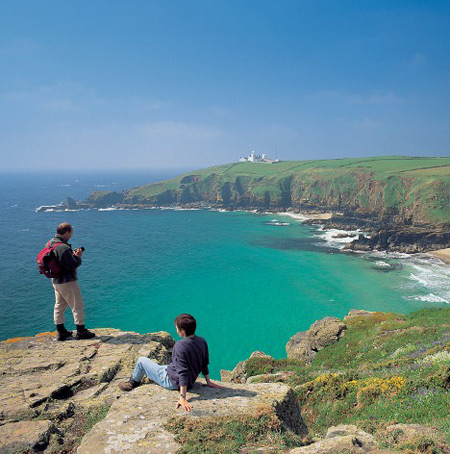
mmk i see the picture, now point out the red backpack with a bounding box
[37,241,63,278]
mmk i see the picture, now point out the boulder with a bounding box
[220,351,273,383]
[77,381,307,454]
[290,424,382,453]
[307,317,347,351]
[381,423,448,451]
[286,317,346,363]
[285,331,316,364]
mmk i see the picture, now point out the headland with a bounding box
[37,156,450,255]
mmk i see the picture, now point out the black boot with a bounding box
[75,324,96,340]
[56,324,73,341]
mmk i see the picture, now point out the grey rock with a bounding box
[290,424,380,453]
[307,317,347,351]
[286,317,346,364]
[382,423,448,449]
[220,351,273,383]
[326,424,378,450]
[0,328,175,451]
[77,381,307,454]
[286,331,316,363]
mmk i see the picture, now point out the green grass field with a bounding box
[95,156,450,225]
[247,308,450,445]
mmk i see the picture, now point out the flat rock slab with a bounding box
[0,420,54,454]
[77,381,307,454]
[0,329,174,421]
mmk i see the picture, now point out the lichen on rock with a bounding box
[286,317,347,363]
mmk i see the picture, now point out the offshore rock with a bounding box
[286,317,347,363]
[77,381,308,454]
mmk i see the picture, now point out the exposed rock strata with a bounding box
[0,329,174,452]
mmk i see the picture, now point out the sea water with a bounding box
[1,171,449,378]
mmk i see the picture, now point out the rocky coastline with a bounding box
[2,307,449,453]
[36,197,450,255]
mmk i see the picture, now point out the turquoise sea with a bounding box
[1,171,449,378]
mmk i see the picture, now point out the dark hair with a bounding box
[57,223,73,235]
[174,313,196,336]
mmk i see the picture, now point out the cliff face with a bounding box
[87,157,450,227]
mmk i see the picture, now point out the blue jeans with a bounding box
[132,357,178,390]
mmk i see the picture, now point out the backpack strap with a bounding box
[47,241,63,249]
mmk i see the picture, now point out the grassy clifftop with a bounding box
[89,156,450,225]
[209,307,450,453]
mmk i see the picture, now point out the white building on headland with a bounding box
[239,150,280,164]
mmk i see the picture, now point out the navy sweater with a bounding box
[166,336,209,389]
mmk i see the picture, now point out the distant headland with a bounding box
[36,156,450,254]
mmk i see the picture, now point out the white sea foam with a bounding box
[404,294,450,304]
[374,260,391,268]
[399,256,450,304]
[277,211,309,221]
[314,228,360,249]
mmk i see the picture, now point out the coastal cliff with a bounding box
[55,156,450,253]
[86,157,450,224]
[1,307,449,453]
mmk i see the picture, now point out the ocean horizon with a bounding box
[1,171,449,378]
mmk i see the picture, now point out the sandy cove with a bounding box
[428,248,450,264]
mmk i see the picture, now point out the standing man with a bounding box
[49,222,95,341]
[119,313,222,412]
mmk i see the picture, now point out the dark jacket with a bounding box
[49,235,81,284]
[166,336,210,390]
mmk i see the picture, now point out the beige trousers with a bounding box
[53,280,85,325]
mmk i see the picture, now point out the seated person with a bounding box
[119,313,222,411]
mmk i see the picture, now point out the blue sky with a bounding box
[1,1,449,170]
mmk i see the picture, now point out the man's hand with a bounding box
[204,375,223,389]
[176,396,193,412]
[73,248,83,257]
